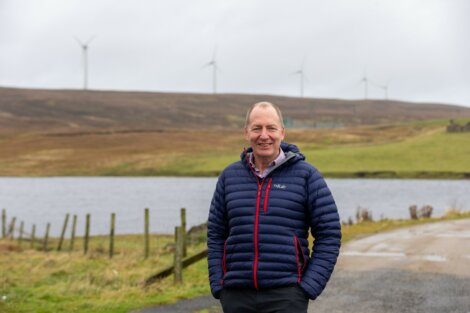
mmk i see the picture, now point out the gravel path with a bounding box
[134,220,470,313]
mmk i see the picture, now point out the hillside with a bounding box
[1,87,469,178]
[0,118,468,177]
[1,87,469,133]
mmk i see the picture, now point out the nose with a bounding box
[260,127,269,138]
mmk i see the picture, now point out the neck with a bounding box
[252,149,281,173]
[254,157,272,173]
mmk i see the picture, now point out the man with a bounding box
[207,102,341,313]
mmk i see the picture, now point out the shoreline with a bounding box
[1,171,469,179]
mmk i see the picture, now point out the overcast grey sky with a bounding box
[1,0,469,107]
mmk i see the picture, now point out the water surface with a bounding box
[0,177,468,236]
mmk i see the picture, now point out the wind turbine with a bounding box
[292,58,307,98]
[202,46,218,94]
[360,69,368,100]
[379,81,390,100]
[370,79,391,100]
[74,36,95,90]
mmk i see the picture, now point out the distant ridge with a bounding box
[1,87,469,132]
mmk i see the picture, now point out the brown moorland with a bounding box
[1,87,469,177]
[1,87,469,133]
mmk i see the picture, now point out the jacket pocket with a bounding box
[293,236,307,282]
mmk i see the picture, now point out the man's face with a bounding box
[245,105,285,162]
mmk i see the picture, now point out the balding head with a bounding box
[245,102,284,129]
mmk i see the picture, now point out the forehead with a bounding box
[248,106,282,126]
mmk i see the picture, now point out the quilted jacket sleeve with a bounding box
[207,172,228,299]
[300,169,341,300]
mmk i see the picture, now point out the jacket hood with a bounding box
[240,141,305,163]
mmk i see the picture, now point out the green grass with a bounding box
[1,210,469,313]
[310,131,470,178]
[0,235,211,313]
[152,120,470,178]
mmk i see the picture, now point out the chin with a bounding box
[254,150,275,158]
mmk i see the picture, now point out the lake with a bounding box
[0,177,468,236]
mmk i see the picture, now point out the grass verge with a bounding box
[0,211,469,313]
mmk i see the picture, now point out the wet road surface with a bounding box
[135,219,470,313]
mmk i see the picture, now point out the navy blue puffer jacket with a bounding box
[207,142,341,300]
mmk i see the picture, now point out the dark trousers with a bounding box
[219,285,309,313]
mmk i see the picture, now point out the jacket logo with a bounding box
[273,184,287,189]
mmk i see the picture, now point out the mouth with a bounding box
[257,142,273,148]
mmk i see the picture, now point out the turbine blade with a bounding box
[86,35,96,45]
[73,36,83,46]
[301,55,307,68]
[201,61,214,69]
[212,44,217,62]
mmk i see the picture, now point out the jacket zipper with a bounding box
[243,150,277,290]
[253,178,265,289]
[263,178,272,213]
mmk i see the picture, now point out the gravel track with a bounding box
[134,220,470,313]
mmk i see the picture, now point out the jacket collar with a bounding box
[241,141,305,177]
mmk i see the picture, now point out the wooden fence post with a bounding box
[70,215,77,252]
[144,208,149,259]
[84,214,90,255]
[174,226,183,284]
[43,223,50,252]
[57,213,70,251]
[31,224,36,249]
[109,213,115,259]
[1,209,6,238]
[18,221,24,245]
[180,207,187,257]
[143,248,208,287]
[8,217,16,239]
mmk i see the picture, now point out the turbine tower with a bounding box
[377,84,388,100]
[370,79,390,100]
[380,81,390,100]
[203,47,218,94]
[292,59,306,98]
[74,36,95,90]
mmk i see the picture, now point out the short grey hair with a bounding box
[244,102,285,128]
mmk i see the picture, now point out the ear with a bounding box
[244,127,250,141]
[280,127,286,141]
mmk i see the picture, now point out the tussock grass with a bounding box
[0,234,210,313]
